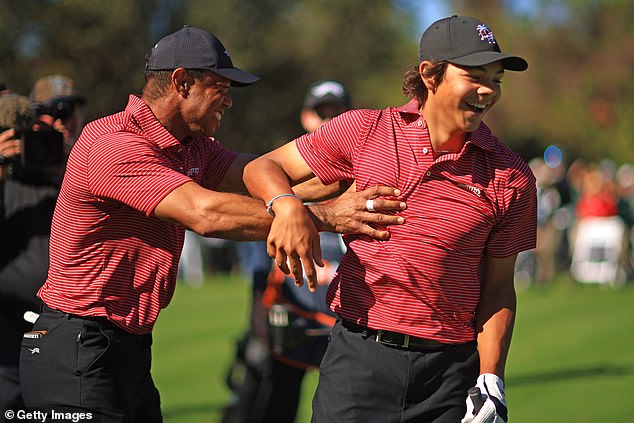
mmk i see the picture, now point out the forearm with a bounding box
[194,192,272,240]
[244,154,296,198]
[153,182,272,241]
[293,178,352,202]
[475,286,516,379]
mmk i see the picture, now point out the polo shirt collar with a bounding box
[125,95,181,150]
[396,98,496,153]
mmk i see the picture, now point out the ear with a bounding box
[419,61,436,92]
[172,68,193,97]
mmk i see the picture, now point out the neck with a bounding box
[145,96,189,142]
[421,108,467,154]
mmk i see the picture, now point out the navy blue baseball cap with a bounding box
[419,16,528,71]
[146,25,260,87]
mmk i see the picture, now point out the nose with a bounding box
[477,82,497,96]
[223,95,233,109]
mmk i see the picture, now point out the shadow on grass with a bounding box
[509,362,634,387]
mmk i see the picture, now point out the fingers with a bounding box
[267,229,323,293]
[356,226,392,241]
[269,244,290,275]
[361,186,406,214]
[364,185,401,199]
[371,198,406,212]
[0,130,21,159]
[470,400,497,423]
[289,254,305,287]
[0,128,16,141]
[305,235,323,292]
[312,234,323,268]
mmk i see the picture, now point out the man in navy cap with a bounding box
[244,16,537,423]
[19,26,404,421]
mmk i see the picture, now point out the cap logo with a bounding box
[476,24,496,45]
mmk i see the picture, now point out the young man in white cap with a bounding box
[244,16,537,422]
[19,26,404,421]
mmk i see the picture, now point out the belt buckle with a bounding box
[375,329,409,348]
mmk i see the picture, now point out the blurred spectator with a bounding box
[0,82,9,96]
[615,164,634,277]
[575,163,618,219]
[222,80,351,423]
[0,76,86,413]
[568,162,629,285]
[515,155,634,287]
[30,75,86,154]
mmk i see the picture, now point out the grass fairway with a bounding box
[153,275,634,422]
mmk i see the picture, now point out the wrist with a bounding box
[266,193,304,217]
[305,202,331,232]
[477,373,504,386]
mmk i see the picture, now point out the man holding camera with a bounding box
[0,76,85,415]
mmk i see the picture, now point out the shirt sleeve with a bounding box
[199,137,239,190]
[486,158,538,257]
[295,109,371,185]
[87,132,191,216]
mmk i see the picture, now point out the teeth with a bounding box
[215,112,222,121]
[467,102,487,109]
[467,102,487,110]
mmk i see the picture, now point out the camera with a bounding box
[19,129,65,168]
[33,96,77,122]
[0,128,65,169]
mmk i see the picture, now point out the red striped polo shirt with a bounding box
[38,95,238,334]
[295,99,537,343]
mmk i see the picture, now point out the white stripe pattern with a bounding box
[296,100,537,343]
[39,95,238,334]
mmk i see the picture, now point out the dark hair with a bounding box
[142,68,210,101]
[402,61,448,106]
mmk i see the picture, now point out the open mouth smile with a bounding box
[466,102,488,113]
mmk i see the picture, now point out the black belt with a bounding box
[42,304,115,328]
[340,319,446,351]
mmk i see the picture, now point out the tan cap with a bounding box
[30,75,85,104]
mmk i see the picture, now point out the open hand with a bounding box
[309,185,406,240]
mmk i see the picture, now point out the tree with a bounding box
[180,0,418,153]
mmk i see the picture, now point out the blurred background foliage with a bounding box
[1,0,632,161]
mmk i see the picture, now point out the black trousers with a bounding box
[312,319,479,423]
[19,307,162,423]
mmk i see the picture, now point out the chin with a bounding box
[462,117,484,132]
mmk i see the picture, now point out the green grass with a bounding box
[153,275,634,423]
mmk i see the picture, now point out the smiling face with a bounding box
[181,71,233,137]
[421,61,504,142]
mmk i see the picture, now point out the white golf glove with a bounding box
[461,373,508,423]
